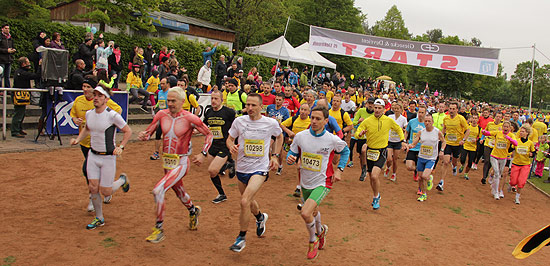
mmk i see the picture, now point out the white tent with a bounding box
[296,42,336,69]
[244,36,314,65]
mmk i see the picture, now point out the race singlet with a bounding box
[517,146,528,155]
[210,126,223,139]
[496,140,507,150]
[420,145,433,157]
[367,149,380,161]
[244,139,264,157]
[301,152,322,172]
[162,153,180,170]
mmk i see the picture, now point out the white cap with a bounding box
[93,86,110,98]
[374,99,385,106]
[382,94,389,100]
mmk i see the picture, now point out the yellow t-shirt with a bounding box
[488,131,516,159]
[443,114,469,146]
[182,91,199,111]
[326,91,334,104]
[70,95,122,148]
[350,94,364,106]
[512,138,535,165]
[484,121,502,148]
[146,76,160,93]
[281,116,310,135]
[329,108,352,130]
[126,72,142,90]
[532,121,547,137]
[464,124,481,151]
[355,115,404,149]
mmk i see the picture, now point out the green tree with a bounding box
[370,5,411,40]
[79,0,160,32]
[426,28,442,43]
[0,0,66,21]
[510,61,538,109]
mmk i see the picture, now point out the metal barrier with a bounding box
[1,88,128,140]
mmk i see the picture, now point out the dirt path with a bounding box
[1,137,549,265]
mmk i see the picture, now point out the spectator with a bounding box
[50,32,65,50]
[300,68,308,87]
[129,45,138,67]
[95,39,113,71]
[126,64,149,112]
[248,66,259,80]
[29,32,47,72]
[144,69,160,106]
[0,24,16,87]
[12,57,40,138]
[133,47,145,78]
[158,57,170,80]
[67,59,90,90]
[202,42,218,65]
[236,56,243,71]
[97,69,116,89]
[108,44,122,89]
[144,43,154,78]
[288,68,299,87]
[255,75,263,89]
[78,37,96,71]
[159,46,169,63]
[197,60,212,91]
[215,55,226,89]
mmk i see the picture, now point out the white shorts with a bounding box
[87,151,117,187]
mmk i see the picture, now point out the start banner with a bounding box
[309,26,500,77]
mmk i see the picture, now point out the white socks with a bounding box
[306,221,316,242]
[314,212,322,235]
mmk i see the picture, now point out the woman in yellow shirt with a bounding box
[126,64,150,112]
[482,121,517,200]
[510,124,535,204]
[459,115,481,180]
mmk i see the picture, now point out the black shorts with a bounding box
[387,141,402,150]
[366,147,387,172]
[208,145,230,158]
[444,145,462,158]
[406,150,419,162]
[236,171,269,185]
[356,139,366,154]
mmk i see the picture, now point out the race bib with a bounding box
[158,100,167,109]
[367,149,380,161]
[447,133,458,142]
[467,136,476,143]
[517,146,529,155]
[390,130,400,138]
[162,153,180,170]
[420,145,433,157]
[210,126,223,139]
[261,105,268,114]
[496,140,507,150]
[244,139,264,157]
[302,152,323,172]
[488,138,495,148]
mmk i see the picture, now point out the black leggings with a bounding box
[80,145,90,184]
[460,149,476,169]
[482,146,493,179]
[349,138,357,161]
[474,141,484,164]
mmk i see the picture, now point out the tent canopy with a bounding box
[244,36,314,65]
[296,42,336,69]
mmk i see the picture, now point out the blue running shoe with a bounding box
[256,213,268,237]
[230,236,246,252]
[372,195,381,210]
[86,217,105,230]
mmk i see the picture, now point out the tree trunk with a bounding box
[100,22,106,32]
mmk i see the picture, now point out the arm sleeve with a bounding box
[336,146,350,169]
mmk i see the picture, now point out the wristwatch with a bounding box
[119,145,124,150]
[271,153,280,157]
[338,167,345,172]
[201,151,208,156]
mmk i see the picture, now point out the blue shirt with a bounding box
[266,104,290,123]
[202,46,217,65]
[406,118,426,151]
[326,116,342,134]
[511,118,522,127]
[288,72,299,86]
[157,89,169,110]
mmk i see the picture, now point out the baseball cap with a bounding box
[227,79,238,86]
[238,69,244,73]
[82,79,97,88]
[374,99,385,106]
[367,97,376,103]
[93,86,110,98]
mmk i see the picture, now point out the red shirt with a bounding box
[261,93,276,106]
[283,96,300,115]
[478,116,494,129]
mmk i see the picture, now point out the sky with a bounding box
[355,0,550,78]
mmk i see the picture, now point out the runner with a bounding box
[266,93,290,175]
[355,99,405,210]
[473,107,494,170]
[385,102,408,182]
[227,93,283,252]
[287,106,350,259]
[224,79,247,114]
[138,86,213,243]
[349,98,374,172]
[69,85,131,229]
[405,105,427,187]
[408,115,445,201]
[440,101,470,191]
[329,93,353,139]
[481,121,517,200]
[481,112,502,184]
[459,114,481,180]
[70,78,123,210]
[203,90,236,203]
[150,77,169,160]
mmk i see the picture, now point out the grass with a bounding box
[2,256,16,266]
[100,237,118,248]
[446,206,462,214]
[342,233,357,242]
[529,169,550,194]
[227,183,237,187]
[474,209,491,215]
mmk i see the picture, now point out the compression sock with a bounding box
[314,212,322,235]
[255,211,263,221]
[91,193,103,220]
[210,175,225,195]
[112,177,125,192]
[239,231,247,238]
[306,221,316,242]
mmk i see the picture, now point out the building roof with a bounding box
[150,11,234,33]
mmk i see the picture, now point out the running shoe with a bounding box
[413,173,419,182]
[86,217,105,230]
[436,180,444,191]
[103,195,112,204]
[318,224,328,250]
[120,173,130,193]
[389,173,396,182]
[256,213,268,237]
[459,166,464,173]
[499,191,504,198]
[463,173,469,180]
[417,188,423,195]
[229,236,246,252]
[417,193,427,202]
[276,167,283,175]
[228,162,236,179]
[189,206,201,230]
[146,227,165,243]
[472,163,478,170]
[384,167,390,177]
[452,167,457,176]
[359,169,366,181]
[87,198,94,212]
[212,194,227,204]
[427,175,434,191]
[307,238,319,259]
[512,186,517,192]
[372,195,381,210]
[293,188,301,197]
[494,193,500,200]
[515,194,521,205]
[481,178,487,185]
[347,161,354,168]
[150,151,160,160]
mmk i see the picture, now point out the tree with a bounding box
[0,0,66,21]
[79,0,160,32]
[426,28,442,43]
[510,61,538,109]
[370,5,411,40]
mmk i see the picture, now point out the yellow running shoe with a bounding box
[427,175,434,191]
[146,227,165,243]
[189,206,201,230]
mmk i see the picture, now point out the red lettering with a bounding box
[417,53,433,67]
[364,47,382,59]
[390,51,407,63]
[342,43,357,56]
[441,56,458,70]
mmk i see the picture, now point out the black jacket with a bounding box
[144,48,154,65]
[108,53,122,72]
[13,66,40,89]
[215,60,227,77]
[67,68,90,90]
[0,33,14,64]
[78,42,95,70]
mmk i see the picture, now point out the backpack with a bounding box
[338,109,348,128]
[288,114,300,131]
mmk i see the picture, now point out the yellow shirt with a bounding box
[532,121,547,137]
[484,121,502,148]
[326,91,334,104]
[281,116,310,135]
[355,115,404,149]
[70,95,122,148]
[329,108,352,130]
[182,91,199,111]
[126,72,142,90]
[464,124,481,151]
[443,114,469,146]
[512,138,535,165]
[146,76,160,93]
[350,94,364,106]
[488,131,516,159]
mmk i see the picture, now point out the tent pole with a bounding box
[529,43,535,114]
[273,16,291,84]
[310,65,315,85]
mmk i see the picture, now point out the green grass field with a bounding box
[529,169,550,194]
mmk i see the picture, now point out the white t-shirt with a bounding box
[418,127,440,160]
[388,114,408,143]
[289,129,347,189]
[341,100,356,113]
[85,107,127,153]
[229,115,282,173]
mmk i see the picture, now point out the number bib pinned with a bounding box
[488,138,495,148]
[301,152,323,172]
[367,149,380,161]
[158,100,167,109]
[210,126,223,139]
[517,146,528,155]
[447,133,458,142]
[467,136,476,143]
[162,153,180,170]
[496,140,507,150]
[244,139,264,157]
[420,145,434,157]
